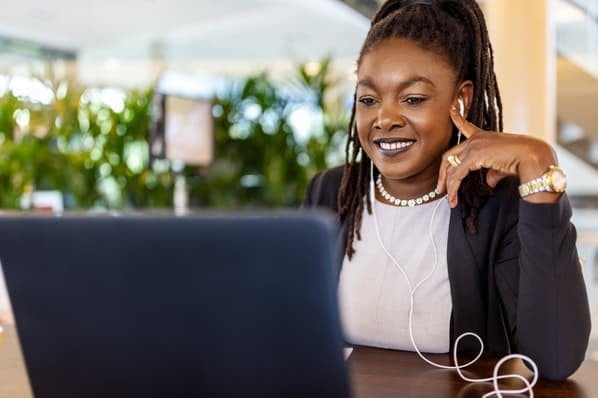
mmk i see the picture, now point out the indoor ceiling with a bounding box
[0,0,370,86]
[0,0,369,60]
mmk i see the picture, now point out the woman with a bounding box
[303,0,590,381]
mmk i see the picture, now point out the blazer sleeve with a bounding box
[494,191,591,380]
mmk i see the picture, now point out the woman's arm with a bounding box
[439,108,591,380]
[494,191,591,380]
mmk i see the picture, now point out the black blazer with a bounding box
[303,166,591,380]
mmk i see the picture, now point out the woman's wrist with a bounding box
[516,140,561,203]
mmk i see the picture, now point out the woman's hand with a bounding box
[436,106,560,208]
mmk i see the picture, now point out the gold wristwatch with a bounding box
[518,165,567,198]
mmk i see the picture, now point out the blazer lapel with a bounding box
[447,206,487,353]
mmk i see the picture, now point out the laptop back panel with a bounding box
[0,214,349,398]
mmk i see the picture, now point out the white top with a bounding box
[338,197,452,353]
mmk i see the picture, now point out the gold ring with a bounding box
[447,155,461,167]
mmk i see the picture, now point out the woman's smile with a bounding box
[374,137,416,157]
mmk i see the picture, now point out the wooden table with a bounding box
[0,325,596,397]
[348,346,598,397]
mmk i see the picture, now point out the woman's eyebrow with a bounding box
[357,76,435,91]
[356,79,376,90]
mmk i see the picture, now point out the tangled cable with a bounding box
[369,164,538,397]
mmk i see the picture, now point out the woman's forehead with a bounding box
[357,38,457,87]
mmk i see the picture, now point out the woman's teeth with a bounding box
[379,141,414,150]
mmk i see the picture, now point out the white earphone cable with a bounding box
[369,164,538,397]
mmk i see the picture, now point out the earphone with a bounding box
[457,98,465,145]
[369,164,539,397]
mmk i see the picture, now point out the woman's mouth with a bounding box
[374,138,415,157]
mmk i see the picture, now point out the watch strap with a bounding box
[518,165,566,198]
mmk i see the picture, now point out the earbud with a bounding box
[457,99,465,144]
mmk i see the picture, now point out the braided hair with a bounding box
[339,0,502,259]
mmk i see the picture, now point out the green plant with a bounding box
[0,59,348,210]
[185,59,348,208]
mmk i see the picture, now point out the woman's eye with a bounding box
[358,97,377,106]
[404,97,426,105]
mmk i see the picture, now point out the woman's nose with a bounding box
[374,104,406,131]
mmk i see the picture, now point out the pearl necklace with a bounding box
[375,174,441,207]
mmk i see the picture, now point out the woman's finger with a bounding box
[450,107,481,139]
[445,155,489,207]
[437,147,465,194]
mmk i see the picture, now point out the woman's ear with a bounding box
[455,80,474,118]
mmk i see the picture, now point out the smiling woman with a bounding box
[303,0,591,387]
[355,38,460,200]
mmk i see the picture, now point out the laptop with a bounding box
[0,213,350,398]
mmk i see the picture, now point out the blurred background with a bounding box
[0,0,596,361]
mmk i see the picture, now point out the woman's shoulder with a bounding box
[311,165,345,187]
[302,165,345,212]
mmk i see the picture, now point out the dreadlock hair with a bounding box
[339,0,503,259]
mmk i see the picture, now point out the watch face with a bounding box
[550,167,567,192]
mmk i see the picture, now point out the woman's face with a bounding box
[356,38,468,187]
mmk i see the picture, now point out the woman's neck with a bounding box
[375,171,441,204]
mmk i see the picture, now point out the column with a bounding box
[483,0,556,143]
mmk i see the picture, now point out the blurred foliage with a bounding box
[0,59,348,210]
